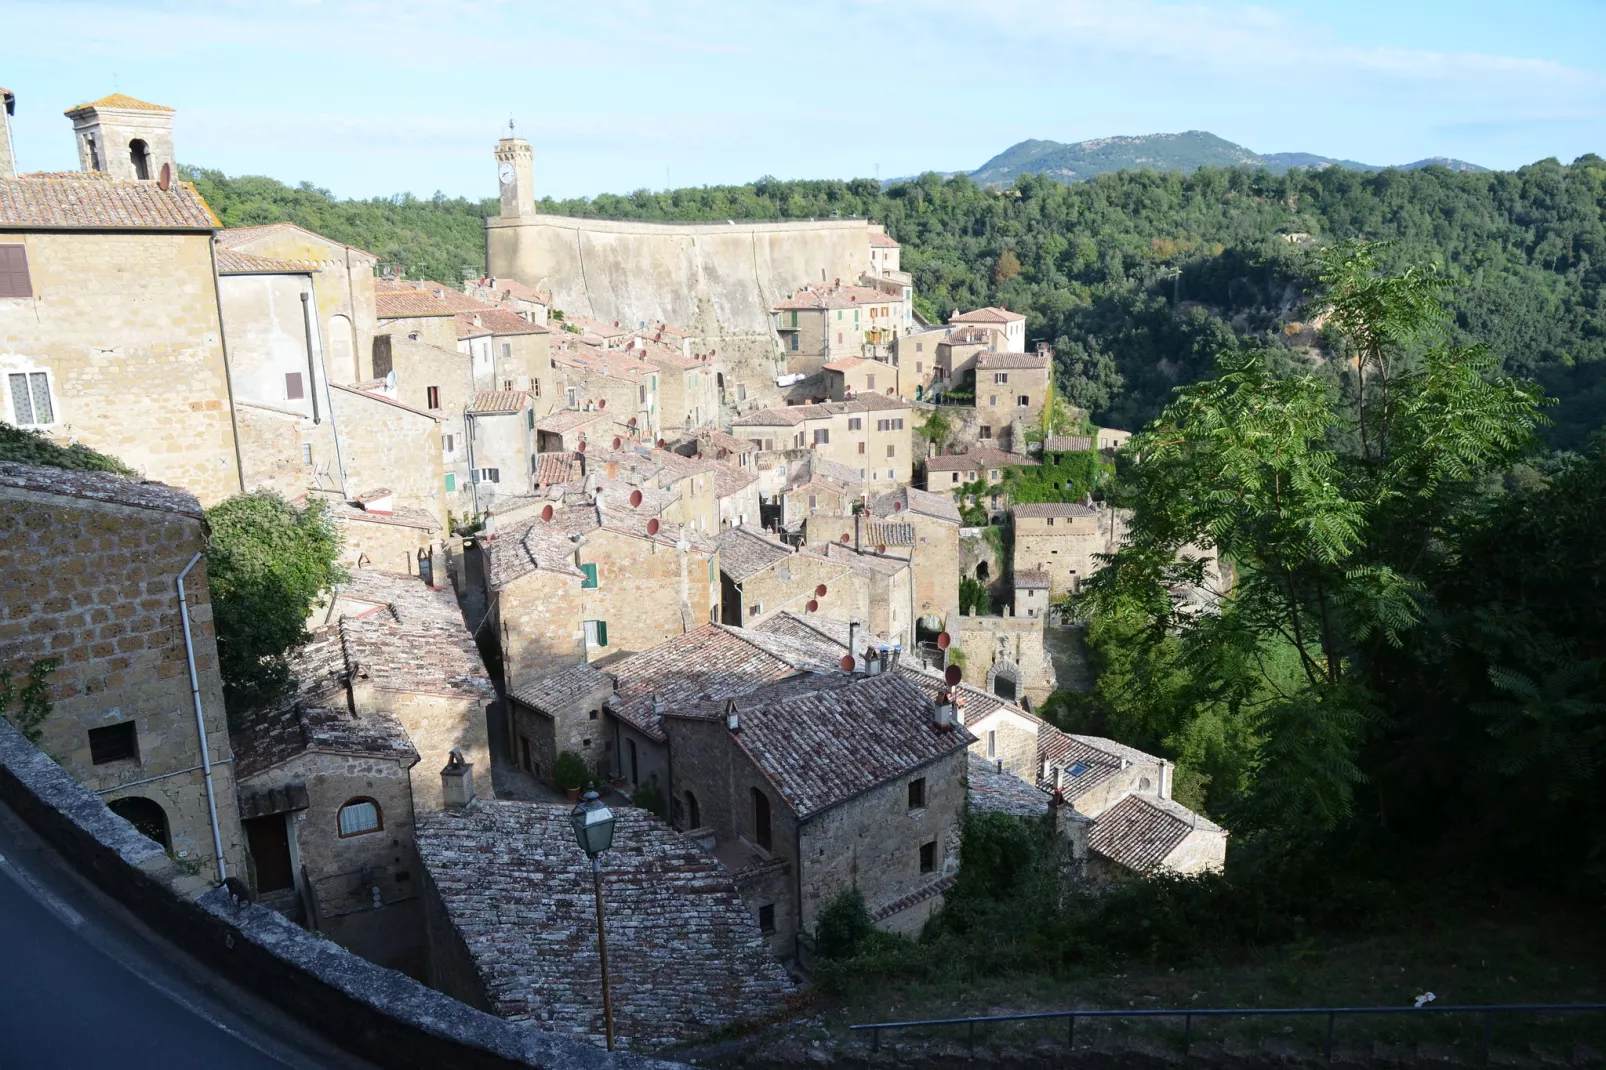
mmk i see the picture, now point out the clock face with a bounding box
[499,162,515,185]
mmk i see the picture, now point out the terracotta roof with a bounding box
[562,315,630,340]
[1012,502,1096,519]
[216,222,377,260]
[695,429,757,456]
[967,753,1052,818]
[716,673,973,818]
[375,289,468,319]
[632,340,701,370]
[0,461,202,518]
[712,466,758,499]
[730,394,910,429]
[820,541,907,577]
[454,308,547,339]
[533,409,609,434]
[860,520,915,546]
[731,407,805,428]
[951,306,1025,325]
[943,325,1000,346]
[869,486,961,524]
[1044,435,1094,453]
[717,526,794,582]
[868,231,901,248]
[925,448,1035,473]
[214,248,317,275]
[65,93,172,115]
[822,358,869,373]
[1014,569,1051,589]
[467,390,526,414]
[465,277,551,304]
[415,801,795,1048]
[490,495,711,591]
[974,350,1049,370]
[322,569,493,700]
[0,173,218,230]
[551,345,655,382]
[532,452,580,487]
[1088,793,1224,873]
[329,500,440,532]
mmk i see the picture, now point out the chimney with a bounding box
[933,689,956,730]
[441,749,475,810]
[652,693,666,715]
[0,88,16,181]
[1160,758,1173,800]
[725,698,740,732]
[847,620,860,665]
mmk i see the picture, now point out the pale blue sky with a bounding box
[3,1,1603,201]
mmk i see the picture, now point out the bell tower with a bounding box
[494,135,534,219]
[64,93,176,181]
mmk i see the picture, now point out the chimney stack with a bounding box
[441,749,475,810]
[847,620,861,667]
[0,88,16,181]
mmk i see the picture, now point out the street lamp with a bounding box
[569,791,617,1050]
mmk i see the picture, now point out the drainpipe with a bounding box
[206,240,248,495]
[300,292,321,425]
[301,286,348,495]
[176,553,228,884]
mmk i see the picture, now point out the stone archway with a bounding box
[987,657,1022,703]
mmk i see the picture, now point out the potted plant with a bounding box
[554,750,588,801]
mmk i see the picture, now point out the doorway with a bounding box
[243,815,294,893]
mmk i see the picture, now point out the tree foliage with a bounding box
[0,424,132,475]
[205,492,345,716]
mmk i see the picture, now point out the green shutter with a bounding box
[581,563,599,589]
[445,473,456,492]
[527,409,535,429]
[596,620,608,646]
[708,559,716,582]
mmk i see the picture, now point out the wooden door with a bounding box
[243,815,294,893]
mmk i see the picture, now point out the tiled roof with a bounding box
[1088,793,1223,873]
[868,231,901,248]
[214,248,317,275]
[1044,435,1094,453]
[967,753,1052,818]
[822,357,869,373]
[216,222,377,260]
[731,407,805,428]
[464,277,551,304]
[722,673,973,818]
[533,409,609,434]
[1012,502,1097,519]
[822,541,908,576]
[712,466,758,499]
[0,173,218,230]
[860,520,915,547]
[231,696,418,780]
[1014,569,1051,589]
[415,801,795,1048]
[951,306,1026,325]
[454,308,547,338]
[532,452,580,487]
[491,495,711,590]
[633,340,702,370]
[375,289,469,319]
[695,429,757,456]
[509,662,612,715]
[717,526,793,582]
[730,394,910,429]
[943,326,999,346]
[467,390,526,414]
[329,499,440,532]
[869,485,961,524]
[974,350,1049,370]
[925,448,1036,472]
[551,345,655,382]
[0,461,202,518]
[323,569,494,701]
[561,315,630,339]
[753,613,888,658]
[65,93,172,114]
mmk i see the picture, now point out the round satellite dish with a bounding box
[877,544,887,555]
[936,631,951,650]
[158,162,172,190]
[612,436,622,449]
[541,504,554,522]
[893,501,902,512]
[657,438,666,448]
[806,599,819,613]
[839,533,850,543]
[944,664,963,686]
[840,654,856,672]
[646,518,660,535]
[628,417,638,428]
[629,489,643,508]
[815,584,827,597]
[598,398,607,409]
[576,440,587,453]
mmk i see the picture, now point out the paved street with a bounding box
[0,803,364,1070]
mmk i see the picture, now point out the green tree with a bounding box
[205,492,345,716]
[916,406,956,454]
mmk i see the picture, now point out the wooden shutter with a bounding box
[595,620,608,646]
[284,372,304,400]
[0,245,32,299]
[581,563,599,589]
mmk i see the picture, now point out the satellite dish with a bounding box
[612,436,622,449]
[840,654,856,672]
[646,518,660,535]
[628,417,638,428]
[598,398,607,409]
[540,504,554,522]
[157,162,172,190]
[576,440,587,453]
[806,599,819,613]
[893,501,902,512]
[815,584,827,597]
[944,664,963,686]
[839,533,850,543]
[629,489,643,508]
[657,438,666,448]
[876,544,887,555]
[936,631,951,650]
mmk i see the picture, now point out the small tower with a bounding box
[1,87,16,180]
[63,93,176,181]
[494,135,534,219]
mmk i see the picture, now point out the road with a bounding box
[0,800,369,1070]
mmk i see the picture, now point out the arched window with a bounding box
[128,139,151,180]
[751,787,771,851]
[685,791,701,829]
[327,314,356,383]
[337,798,382,837]
[108,795,170,850]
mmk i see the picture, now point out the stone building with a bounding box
[631,338,719,433]
[1013,569,1051,619]
[0,462,246,881]
[1,93,241,504]
[550,342,660,443]
[664,670,973,960]
[367,335,475,512]
[950,305,1026,351]
[326,383,449,566]
[818,542,914,649]
[717,526,871,629]
[216,223,379,385]
[823,356,900,401]
[923,447,1037,523]
[713,463,761,530]
[946,607,1057,709]
[973,349,1051,451]
[464,389,535,511]
[778,457,862,532]
[532,407,611,454]
[1012,501,1120,597]
[454,308,554,403]
[65,93,175,183]
[416,801,795,1050]
[731,394,913,487]
[866,486,961,629]
[773,284,901,374]
[375,280,486,351]
[462,276,551,326]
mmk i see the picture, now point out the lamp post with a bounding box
[569,790,617,1050]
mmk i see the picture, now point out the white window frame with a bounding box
[6,369,58,427]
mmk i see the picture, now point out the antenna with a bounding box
[507,117,517,139]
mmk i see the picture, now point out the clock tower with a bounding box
[494,137,534,219]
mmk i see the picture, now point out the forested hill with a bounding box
[186,156,1606,448]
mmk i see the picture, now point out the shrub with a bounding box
[0,658,58,744]
[553,750,588,791]
[630,779,665,816]
[0,424,132,474]
[814,888,875,959]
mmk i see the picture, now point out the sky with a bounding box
[3,0,1604,202]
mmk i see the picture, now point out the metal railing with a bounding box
[850,1002,1606,1062]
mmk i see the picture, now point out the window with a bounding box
[708,559,717,582]
[893,419,904,430]
[790,334,799,352]
[1018,395,1030,407]
[128,138,151,180]
[504,379,514,391]
[886,444,895,458]
[808,494,817,510]
[473,468,500,484]
[445,473,457,492]
[790,311,798,328]
[582,738,591,748]
[866,375,876,390]
[994,372,1009,384]
[1047,517,1055,526]
[686,791,701,829]
[979,425,992,439]
[915,342,924,352]
[580,562,599,589]
[639,384,647,404]
[988,395,997,406]
[813,429,829,445]
[836,332,843,344]
[988,470,999,481]
[589,709,599,721]
[110,796,169,850]
[0,244,32,298]
[848,417,861,431]
[951,472,959,484]
[337,798,382,837]
[908,776,926,811]
[443,433,455,454]
[301,443,313,466]
[752,788,772,851]
[986,730,997,758]
[919,841,936,874]
[281,370,304,400]
[566,387,579,407]
[501,342,512,358]
[88,721,138,765]
[8,371,54,425]
[584,620,609,647]
[748,602,763,617]
[916,361,923,373]
[426,385,441,409]
[858,442,865,455]
[837,310,843,321]
[758,904,775,934]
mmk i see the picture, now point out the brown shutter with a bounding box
[0,245,31,299]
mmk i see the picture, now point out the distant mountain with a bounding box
[964,131,1488,187]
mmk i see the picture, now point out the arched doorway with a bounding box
[128,139,151,180]
[108,796,170,849]
[986,658,1022,704]
[327,314,356,383]
[976,561,990,581]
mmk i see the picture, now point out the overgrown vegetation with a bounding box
[0,424,133,474]
[205,492,345,717]
[0,658,58,744]
[554,750,588,792]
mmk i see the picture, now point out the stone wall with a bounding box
[335,514,437,577]
[577,528,715,660]
[0,231,241,503]
[496,565,586,693]
[330,385,448,530]
[0,717,675,1070]
[737,552,869,628]
[950,611,1057,709]
[363,689,493,814]
[235,401,341,500]
[380,338,476,516]
[965,705,1041,782]
[0,477,246,878]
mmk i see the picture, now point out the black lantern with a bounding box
[569,791,616,859]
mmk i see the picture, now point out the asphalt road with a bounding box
[0,802,365,1070]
